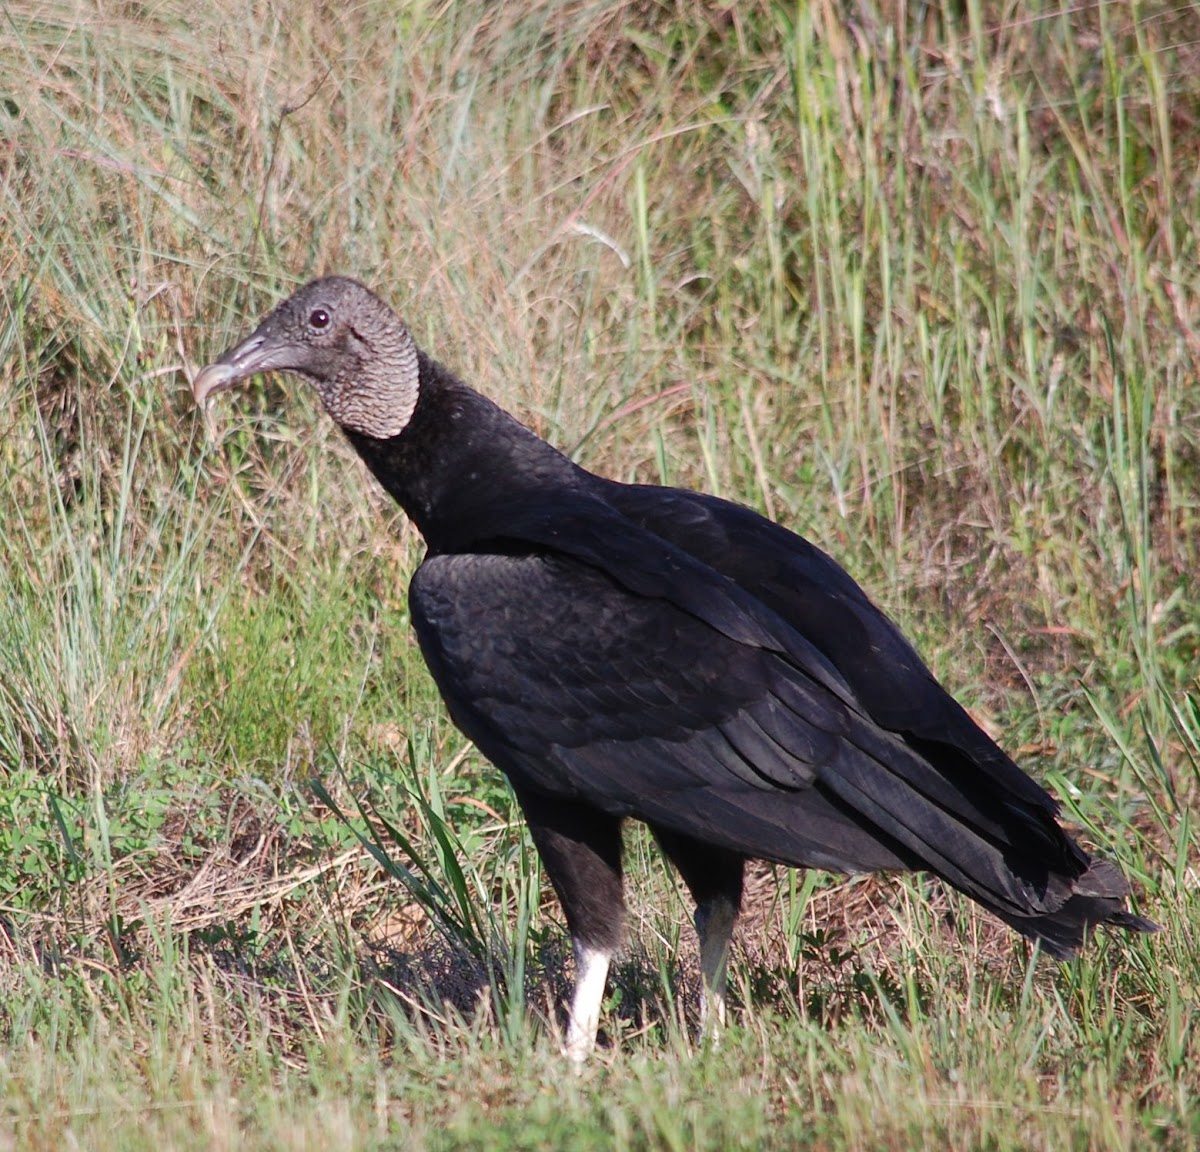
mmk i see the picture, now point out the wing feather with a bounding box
[409,540,1083,914]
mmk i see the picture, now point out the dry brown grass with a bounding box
[0,1,1196,1147]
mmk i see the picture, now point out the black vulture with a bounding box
[194,277,1157,1061]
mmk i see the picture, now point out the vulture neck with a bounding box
[344,351,584,554]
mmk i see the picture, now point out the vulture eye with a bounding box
[308,308,331,331]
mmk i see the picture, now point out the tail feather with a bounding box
[984,857,1160,958]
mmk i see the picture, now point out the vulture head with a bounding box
[193,277,420,440]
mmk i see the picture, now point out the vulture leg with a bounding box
[567,938,612,1065]
[514,786,625,1063]
[653,826,745,1039]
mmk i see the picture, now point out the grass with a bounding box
[1,0,1198,1147]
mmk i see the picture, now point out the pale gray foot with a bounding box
[564,938,612,1066]
[695,893,737,1040]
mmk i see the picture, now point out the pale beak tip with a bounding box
[191,363,237,408]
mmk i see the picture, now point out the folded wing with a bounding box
[408,503,1141,951]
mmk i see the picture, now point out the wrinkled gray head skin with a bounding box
[193,277,420,440]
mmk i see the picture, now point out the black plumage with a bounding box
[194,277,1157,1059]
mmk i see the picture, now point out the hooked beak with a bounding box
[192,333,274,408]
